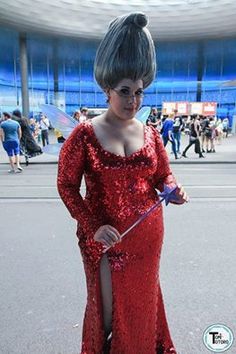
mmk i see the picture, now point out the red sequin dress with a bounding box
[57,120,177,354]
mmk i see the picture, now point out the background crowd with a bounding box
[146,107,230,159]
[0,105,231,173]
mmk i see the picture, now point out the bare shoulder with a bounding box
[133,118,144,128]
[90,114,106,128]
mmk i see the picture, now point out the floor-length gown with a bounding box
[57,120,177,354]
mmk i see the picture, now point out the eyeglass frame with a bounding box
[111,88,145,100]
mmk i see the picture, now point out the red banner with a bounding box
[202,102,217,116]
[161,102,217,116]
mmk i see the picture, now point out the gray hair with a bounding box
[94,12,156,90]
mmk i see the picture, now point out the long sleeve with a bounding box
[57,124,100,237]
[151,127,177,192]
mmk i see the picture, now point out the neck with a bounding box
[104,108,136,128]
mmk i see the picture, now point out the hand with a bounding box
[94,225,121,248]
[170,183,189,205]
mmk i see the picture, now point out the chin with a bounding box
[122,108,137,118]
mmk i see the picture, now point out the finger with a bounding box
[185,194,190,202]
[106,230,120,243]
[101,236,114,247]
[178,186,186,198]
[105,232,119,246]
[178,185,184,195]
[107,226,121,241]
[179,192,189,203]
[171,192,188,204]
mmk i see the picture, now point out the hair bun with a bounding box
[124,13,148,28]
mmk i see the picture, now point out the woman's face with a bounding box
[107,78,144,120]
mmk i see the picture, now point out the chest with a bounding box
[92,123,145,158]
[85,125,158,181]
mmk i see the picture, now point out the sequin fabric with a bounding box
[57,121,178,354]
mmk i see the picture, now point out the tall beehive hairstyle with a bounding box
[94,12,156,90]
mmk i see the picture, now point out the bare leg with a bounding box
[9,156,15,171]
[15,154,22,169]
[201,135,205,151]
[206,137,210,151]
[211,138,215,152]
[100,254,112,338]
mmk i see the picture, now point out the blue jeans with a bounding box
[173,131,181,153]
[162,135,177,158]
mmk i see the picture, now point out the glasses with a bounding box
[112,88,144,100]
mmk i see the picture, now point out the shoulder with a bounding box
[65,121,92,145]
[59,122,92,158]
[14,120,20,127]
[147,125,167,157]
[147,125,162,142]
[163,119,172,127]
[163,118,170,125]
[90,114,104,127]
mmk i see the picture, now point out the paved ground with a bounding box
[0,134,236,354]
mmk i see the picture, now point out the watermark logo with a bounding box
[203,324,234,352]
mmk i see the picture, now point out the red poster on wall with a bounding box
[176,102,188,115]
[202,102,217,116]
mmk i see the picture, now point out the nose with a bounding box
[127,95,137,104]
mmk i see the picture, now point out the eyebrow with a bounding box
[120,86,144,90]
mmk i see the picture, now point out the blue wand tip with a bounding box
[159,184,179,205]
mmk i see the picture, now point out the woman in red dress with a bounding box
[57,12,188,353]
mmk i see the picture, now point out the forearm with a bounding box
[57,180,101,236]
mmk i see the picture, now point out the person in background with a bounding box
[39,114,50,147]
[172,110,183,155]
[54,128,66,143]
[205,116,216,153]
[146,107,158,129]
[11,109,42,165]
[222,117,229,138]
[161,113,178,159]
[182,114,205,158]
[79,107,88,123]
[200,116,207,153]
[215,118,223,145]
[73,110,81,122]
[29,118,40,141]
[0,112,23,173]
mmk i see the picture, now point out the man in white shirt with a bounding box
[39,114,50,146]
[79,107,88,123]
